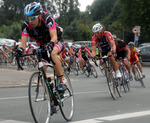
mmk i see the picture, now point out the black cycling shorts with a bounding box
[116,50,127,60]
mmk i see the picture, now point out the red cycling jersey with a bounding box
[92,31,113,52]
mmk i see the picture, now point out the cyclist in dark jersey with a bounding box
[17,2,66,91]
[91,23,121,78]
[113,35,132,80]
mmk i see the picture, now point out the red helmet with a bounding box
[3,44,6,47]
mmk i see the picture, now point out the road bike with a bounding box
[16,48,74,123]
[82,59,98,78]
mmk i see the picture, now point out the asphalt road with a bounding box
[0,66,150,123]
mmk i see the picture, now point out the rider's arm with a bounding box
[109,39,116,52]
[49,29,57,44]
[124,46,130,59]
[19,36,28,50]
[92,45,96,57]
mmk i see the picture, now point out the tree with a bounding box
[119,0,150,42]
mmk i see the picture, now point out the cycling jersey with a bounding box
[115,39,127,52]
[92,31,113,53]
[115,39,128,60]
[22,11,63,47]
[78,48,89,56]
[0,46,7,51]
[26,46,35,54]
[130,47,139,63]
[61,47,69,59]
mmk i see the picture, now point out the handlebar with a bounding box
[16,48,55,70]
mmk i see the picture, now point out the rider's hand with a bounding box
[92,56,97,62]
[45,41,54,53]
[111,51,117,57]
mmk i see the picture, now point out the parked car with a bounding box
[138,43,150,48]
[138,45,150,62]
[0,38,16,47]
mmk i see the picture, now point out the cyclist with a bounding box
[78,45,92,70]
[113,35,132,80]
[91,23,121,78]
[128,42,145,79]
[16,2,66,91]
[0,44,11,59]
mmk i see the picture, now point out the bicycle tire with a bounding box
[59,72,74,121]
[105,68,117,100]
[71,61,78,76]
[124,70,130,91]
[85,66,90,77]
[99,64,105,76]
[28,72,51,123]
[136,67,145,88]
[91,65,98,78]
[120,68,127,93]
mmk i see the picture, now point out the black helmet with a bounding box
[128,42,135,47]
[81,45,85,49]
[24,2,43,16]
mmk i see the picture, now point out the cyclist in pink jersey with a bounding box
[91,23,121,78]
[16,2,66,91]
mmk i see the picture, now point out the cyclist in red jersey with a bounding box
[113,35,132,80]
[16,2,66,91]
[78,45,92,69]
[91,23,121,78]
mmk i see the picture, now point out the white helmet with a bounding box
[92,23,103,33]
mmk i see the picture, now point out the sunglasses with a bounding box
[27,15,39,21]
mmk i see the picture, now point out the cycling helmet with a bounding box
[3,44,6,47]
[92,23,103,33]
[81,45,85,49]
[112,35,117,40]
[24,2,43,16]
[128,42,135,47]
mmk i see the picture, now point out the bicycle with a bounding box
[16,48,74,123]
[132,61,145,88]
[100,55,122,100]
[82,59,98,78]
[118,57,130,92]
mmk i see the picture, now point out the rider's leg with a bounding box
[51,46,64,83]
[108,52,121,78]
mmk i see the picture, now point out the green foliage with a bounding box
[0,21,22,41]
[0,0,150,43]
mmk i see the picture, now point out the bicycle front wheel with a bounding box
[28,72,51,123]
[136,68,145,88]
[59,72,74,121]
[71,61,78,76]
[105,69,117,100]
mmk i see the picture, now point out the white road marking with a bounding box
[0,119,30,123]
[0,90,105,100]
[70,110,150,123]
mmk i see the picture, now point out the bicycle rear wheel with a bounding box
[91,65,98,78]
[59,72,74,121]
[28,72,51,123]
